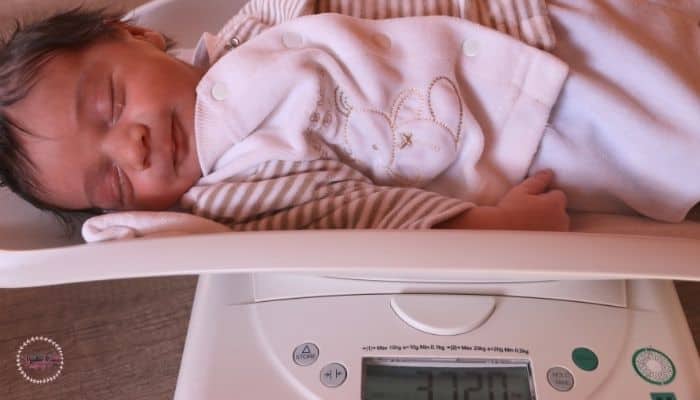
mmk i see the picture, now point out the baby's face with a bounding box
[6,25,205,211]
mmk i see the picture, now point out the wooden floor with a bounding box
[0,278,698,399]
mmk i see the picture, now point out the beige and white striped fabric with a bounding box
[181,159,471,231]
[466,0,554,49]
[216,0,555,58]
[315,0,555,49]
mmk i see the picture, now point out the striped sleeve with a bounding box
[182,160,473,231]
[315,0,464,19]
[315,0,555,50]
[466,0,555,49]
[216,0,316,51]
[218,0,555,53]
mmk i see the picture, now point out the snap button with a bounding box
[372,33,391,50]
[462,39,479,57]
[282,32,304,49]
[211,83,228,101]
[224,36,240,50]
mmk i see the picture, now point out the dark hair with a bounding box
[0,7,172,223]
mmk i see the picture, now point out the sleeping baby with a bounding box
[0,0,698,236]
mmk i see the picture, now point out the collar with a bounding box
[191,32,220,68]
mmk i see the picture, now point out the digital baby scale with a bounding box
[1,1,699,399]
[171,249,700,400]
[2,227,700,399]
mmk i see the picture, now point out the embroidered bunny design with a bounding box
[336,76,464,186]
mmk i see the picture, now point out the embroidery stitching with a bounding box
[428,76,463,145]
[331,76,464,186]
[399,133,413,149]
[335,86,352,116]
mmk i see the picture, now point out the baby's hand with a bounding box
[496,170,570,231]
[435,170,569,231]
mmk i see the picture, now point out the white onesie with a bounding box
[182,14,567,230]
[182,2,700,229]
[529,0,700,222]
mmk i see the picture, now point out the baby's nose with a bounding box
[106,123,151,171]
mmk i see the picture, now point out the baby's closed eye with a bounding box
[109,74,125,127]
[110,164,126,209]
[90,162,125,210]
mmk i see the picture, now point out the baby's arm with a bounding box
[435,170,570,231]
[186,161,568,232]
[186,159,472,231]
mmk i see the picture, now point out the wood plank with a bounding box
[0,277,196,400]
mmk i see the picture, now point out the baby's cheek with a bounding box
[132,180,181,210]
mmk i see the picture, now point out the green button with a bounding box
[572,347,599,371]
[650,393,677,400]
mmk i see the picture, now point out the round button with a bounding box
[462,39,479,57]
[211,83,228,101]
[320,363,347,388]
[372,33,391,50]
[572,347,599,371]
[546,366,574,392]
[633,348,676,385]
[293,343,319,366]
[282,32,304,49]
[225,36,240,50]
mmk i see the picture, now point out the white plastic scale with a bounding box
[1,0,699,399]
[2,230,700,399]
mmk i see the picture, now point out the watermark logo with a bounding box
[16,336,64,384]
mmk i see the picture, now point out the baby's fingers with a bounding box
[542,189,570,231]
[540,189,568,208]
[518,170,554,194]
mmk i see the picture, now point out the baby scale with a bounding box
[0,0,699,399]
[171,230,700,400]
[2,229,700,399]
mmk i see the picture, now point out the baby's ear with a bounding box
[120,24,167,51]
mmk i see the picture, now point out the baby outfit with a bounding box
[181,0,566,230]
[180,0,700,230]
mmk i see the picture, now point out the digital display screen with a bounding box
[362,358,534,400]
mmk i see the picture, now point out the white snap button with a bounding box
[211,83,228,101]
[282,32,304,49]
[462,39,479,57]
[225,36,240,50]
[372,33,391,50]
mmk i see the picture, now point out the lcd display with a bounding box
[362,358,534,400]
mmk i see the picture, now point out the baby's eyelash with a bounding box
[110,76,124,126]
[112,164,125,208]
